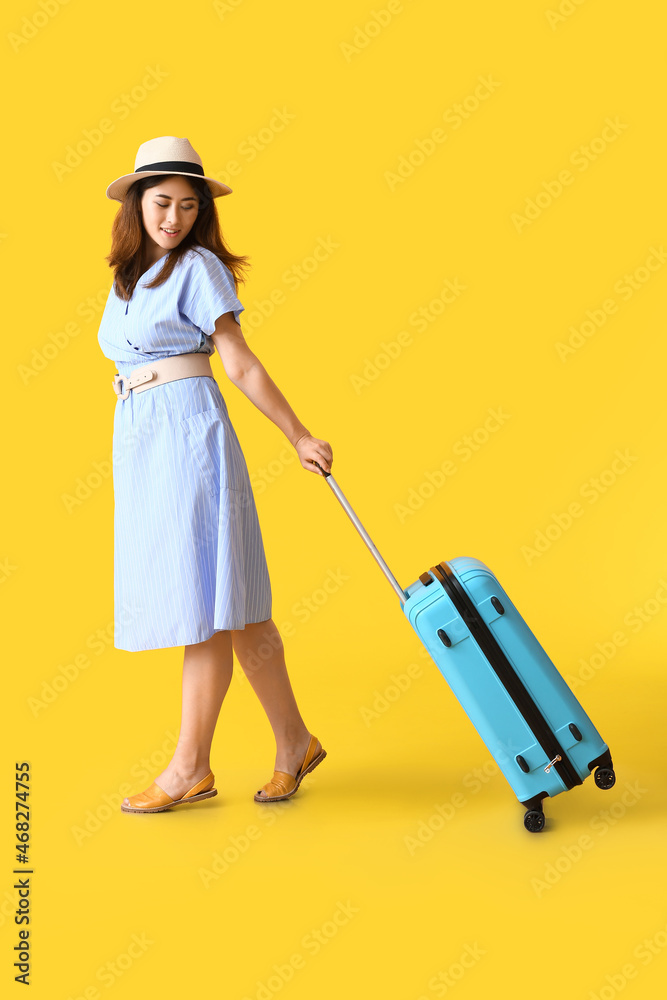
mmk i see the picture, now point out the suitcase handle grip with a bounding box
[315,462,407,605]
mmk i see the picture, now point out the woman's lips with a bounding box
[161,228,180,238]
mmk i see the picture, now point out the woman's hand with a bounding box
[293,432,333,476]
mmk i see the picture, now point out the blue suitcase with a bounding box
[321,470,615,832]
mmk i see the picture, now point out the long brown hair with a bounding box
[106,174,250,300]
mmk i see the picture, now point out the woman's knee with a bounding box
[233,619,283,658]
[232,617,274,638]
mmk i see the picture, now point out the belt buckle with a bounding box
[113,367,157,400]
[113,373,130,400]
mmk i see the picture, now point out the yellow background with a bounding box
[2,0,666,996]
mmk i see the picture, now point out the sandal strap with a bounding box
[298,735,320,776]
[182,771,215,799]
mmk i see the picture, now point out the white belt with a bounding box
[112,353,214,400]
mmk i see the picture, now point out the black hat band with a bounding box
[136,161,205,175]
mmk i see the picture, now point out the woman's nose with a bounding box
[165,204,184,221]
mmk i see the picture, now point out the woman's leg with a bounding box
[122,629,234,805]
[231,618,318,795]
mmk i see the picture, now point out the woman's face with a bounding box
[140,175,200,254]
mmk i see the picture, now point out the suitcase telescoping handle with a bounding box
[314,463,407,605]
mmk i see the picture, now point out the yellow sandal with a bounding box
[121,771,217,813]
[254,735,326,802]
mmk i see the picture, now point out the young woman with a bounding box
[97,136,332,814]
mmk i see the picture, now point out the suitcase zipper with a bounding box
[432,562,582,791]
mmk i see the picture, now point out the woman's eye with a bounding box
[155,202,169,207]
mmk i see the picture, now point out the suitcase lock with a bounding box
[544,755,562,773]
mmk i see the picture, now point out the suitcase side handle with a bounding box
[315,463,407,605]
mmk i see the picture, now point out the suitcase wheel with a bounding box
[594,766,616,790]
[523,808,546,833]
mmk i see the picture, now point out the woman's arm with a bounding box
[211,312,333,475]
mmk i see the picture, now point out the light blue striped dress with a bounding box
[97,245,272,651]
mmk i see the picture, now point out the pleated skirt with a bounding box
[111,374,272,651]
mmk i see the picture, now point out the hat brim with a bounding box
[106,170,232,202]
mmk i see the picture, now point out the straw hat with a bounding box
[106,136,232,201]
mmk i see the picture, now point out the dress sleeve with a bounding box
[179,250,245,333]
